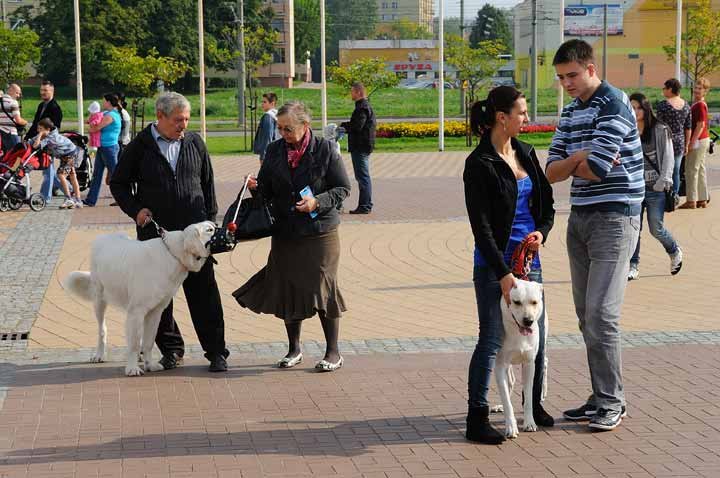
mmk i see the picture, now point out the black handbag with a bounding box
[646,155,677,213]
[222,175,275,242]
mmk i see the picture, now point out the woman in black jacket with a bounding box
[463,86,555,444]
[234,101,351,372]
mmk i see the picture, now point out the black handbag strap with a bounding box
[229,174,252,225]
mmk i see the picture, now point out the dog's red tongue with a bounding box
[520,327,533,336]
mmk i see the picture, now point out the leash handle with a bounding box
[146,217,165,239]
[230,174,252,225]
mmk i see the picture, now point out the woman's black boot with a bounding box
[465,406,506,444]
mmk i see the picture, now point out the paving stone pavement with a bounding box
[0,150,719,477]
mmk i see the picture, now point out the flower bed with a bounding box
[376,121,555,138]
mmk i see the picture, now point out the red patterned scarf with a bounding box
[287,129,311,169]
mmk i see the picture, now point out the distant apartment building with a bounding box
[256,0,296,88]
[513,0,720,89]
[1,0,40,28]
[377,0,434,32]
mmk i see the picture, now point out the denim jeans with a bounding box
[467,266,548,408]
[40,159,61,201]
[350,151,373,211]
[567,208,640,412]
[671,153,683,195]
[630,191,679,266]
[84,144,119,206]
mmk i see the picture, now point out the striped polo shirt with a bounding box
[547,81,644,209]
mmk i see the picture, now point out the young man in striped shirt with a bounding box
[545,39,643,431]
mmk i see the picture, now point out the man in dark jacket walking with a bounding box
[341,82,376,214]
[25,80,63,199]
[110,92,229,373]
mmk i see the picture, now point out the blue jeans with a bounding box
[40,159,61,201]
[671,153,683,195]
[467,266,547,408]
[85,144,119,206]
[630,190,679,266]
[350,151,373,211]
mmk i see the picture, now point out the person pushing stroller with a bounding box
[30,118,83,209]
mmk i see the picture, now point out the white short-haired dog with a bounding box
[495,278,545,438]
[63,221,216,376]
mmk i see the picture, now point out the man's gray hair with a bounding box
[277,101,312,125]
[155,92,191,116]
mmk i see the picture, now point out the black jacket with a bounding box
[463,134,555,279]
[25,98,63,140]
[340,98,376,153]
[110,125,218,240]
[257,132,350,237]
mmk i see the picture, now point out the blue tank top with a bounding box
[100,110,122,147]
[474,176,541,269]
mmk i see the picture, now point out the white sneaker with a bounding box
[670,247,683,275]
[628,264,639,281]
[60,199,75,209]
[74,198,83,208]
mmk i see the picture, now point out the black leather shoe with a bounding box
[159,353,184,370]
[208,354,228,372]
[349,208,371,215]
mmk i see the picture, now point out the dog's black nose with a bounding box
[523,318,534,327]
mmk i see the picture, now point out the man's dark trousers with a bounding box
[138,230,228,361]
[155,259,229,360]
[351,151,373,211]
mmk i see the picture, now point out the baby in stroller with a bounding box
[31,118,83,209]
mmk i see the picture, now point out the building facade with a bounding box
[513,0,720,90]
[376,0,434,32]
[256,0,296,88]
[1,0,41,28]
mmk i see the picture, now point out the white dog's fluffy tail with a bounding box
[62,271,95,302]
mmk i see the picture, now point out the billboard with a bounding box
[564,4,624,36]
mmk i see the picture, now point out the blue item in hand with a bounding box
[299,185,318,218]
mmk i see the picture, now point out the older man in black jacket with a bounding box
[340,82,376,214]
[110,92,229,372]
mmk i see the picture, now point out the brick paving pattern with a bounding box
[0,150,719,477]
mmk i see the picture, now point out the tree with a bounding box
[104,47,188,98]
[373,19,433,40]
[25,0,146,86]
[327,0,377,64]
[469,4,512,52]
[203,0,276,74]
[445,34,504,102]
[663,0,720,83]
[104,46,189,133]
[0,25,40,87]
[327,57,398,96]
[295,0,320,61]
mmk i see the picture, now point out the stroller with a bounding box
[61,131,92,191]
[0,142,52,212]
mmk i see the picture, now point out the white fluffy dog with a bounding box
[495,279,545,438]
[62,221,216,376]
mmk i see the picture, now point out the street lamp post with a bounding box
[73,0,84,136]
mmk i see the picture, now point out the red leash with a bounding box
[510,237,535,280]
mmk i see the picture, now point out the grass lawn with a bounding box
[206,132,554,156]
[20,84,720,123]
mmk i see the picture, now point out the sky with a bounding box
[437,0,522,18]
